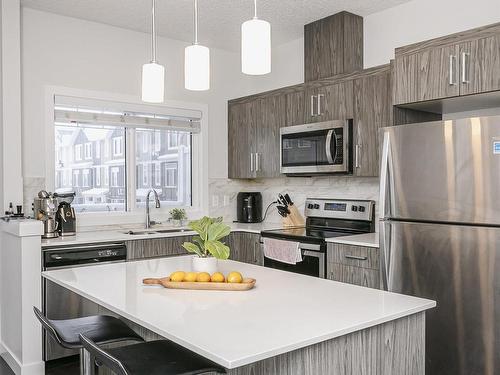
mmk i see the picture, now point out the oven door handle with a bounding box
[325,129,337,164]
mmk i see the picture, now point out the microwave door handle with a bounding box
[326,129,338,164]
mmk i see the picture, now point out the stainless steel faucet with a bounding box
[145,189,161,229]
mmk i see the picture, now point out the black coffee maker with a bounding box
[237,192,262,223]
[54,192,77,236]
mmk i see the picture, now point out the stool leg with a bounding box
[80,348,93,375]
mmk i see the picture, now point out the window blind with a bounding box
[54,95,201,133]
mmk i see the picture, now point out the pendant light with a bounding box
[241,0,271,75]
[142,0,165,103]
[185,0,210,91]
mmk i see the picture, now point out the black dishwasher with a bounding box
[42,242,127,362]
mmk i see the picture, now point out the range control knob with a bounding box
[351,205,358,212]
[313,204,320,209]
[359,206,366,212]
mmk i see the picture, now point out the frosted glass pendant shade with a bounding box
[241,18,271,75]
[141,62,165,103]
[185,44,210,91]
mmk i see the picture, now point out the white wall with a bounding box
[21,8,259,188]
[364,0,500,68]
[2,0,22,212]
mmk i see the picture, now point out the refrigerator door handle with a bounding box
[379,131,395,219]
[379,221,390,291]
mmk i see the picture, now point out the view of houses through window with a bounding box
[54,105,193,213]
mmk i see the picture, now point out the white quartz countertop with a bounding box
[42,256,435,369]
[326,232,379,248]
[41,222,280,248]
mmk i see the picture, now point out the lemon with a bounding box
[196,272,211,282]
[211,272,225,283]
[227,271,243,283]
[183,272,198,282]
[170,271,185,282]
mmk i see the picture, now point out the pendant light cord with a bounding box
[194,0,199,45]
[253,0,258,19]
[151,0,157,62]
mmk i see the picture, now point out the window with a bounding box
[95,142,101,158]
[95,167,101,186]
[53,96,199,213]
[84,143,92,159]
[135,129,190,207]
[113,137,123,156]
[74,144,83,161]
[83,169,90,187]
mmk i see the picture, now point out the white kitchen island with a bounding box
[42,255,435,374]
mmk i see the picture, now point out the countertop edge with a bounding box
[42,265,435,369]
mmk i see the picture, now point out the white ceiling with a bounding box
[21,0,411,51]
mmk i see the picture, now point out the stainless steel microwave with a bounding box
[280,120,353,175]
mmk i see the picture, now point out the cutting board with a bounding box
[142,277,256,291]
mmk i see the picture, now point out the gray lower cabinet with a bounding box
[126,235,193,260]
[327,242,380,289]
[227,232,262,266]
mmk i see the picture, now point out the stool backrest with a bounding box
[79,334,129,375]
[33,307,64,346]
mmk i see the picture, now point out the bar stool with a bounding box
[80,333,227,375]
[33,307,143,375]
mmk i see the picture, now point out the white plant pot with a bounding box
[192,256,217,274]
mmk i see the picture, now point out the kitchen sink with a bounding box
[123,229,190,235]
[154,229,190,233]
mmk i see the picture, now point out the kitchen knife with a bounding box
[284,194,293,206]
[277,205,289,217]
[278,193,288,207]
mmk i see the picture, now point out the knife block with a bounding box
[282,205,305,227]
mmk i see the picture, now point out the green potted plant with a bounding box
[182,216,231,273]
[169,208,187,227]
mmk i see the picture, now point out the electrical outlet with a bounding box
[212,195,219,207]
[223,195,230,206]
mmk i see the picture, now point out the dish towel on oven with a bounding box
[262,238,302,265]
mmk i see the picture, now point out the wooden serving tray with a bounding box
[142,277,256,291]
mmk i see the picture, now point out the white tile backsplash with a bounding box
[209,177,380,225]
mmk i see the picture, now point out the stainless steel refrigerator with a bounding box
[380,116,500,375]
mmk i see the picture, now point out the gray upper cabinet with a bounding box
[284,87,306,127]
[460,34,500,96]
[305,80,354,123]
[256,95,286,178]
[394,23,500,105]
[304,12,363,82]
[228,93,285,179]
[353,66,391,177]
[228,100,259,179]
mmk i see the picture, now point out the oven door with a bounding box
[262,242,326,278]
[280,120,352,175]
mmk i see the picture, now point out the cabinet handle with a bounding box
[250,153,254,172]
[317,94,324,116]
[255,153,260,172]
[310,95,317,117]
[461,52,470,84]
[345,254,368,261]
[449,54,457,85]
[355,145,361,168]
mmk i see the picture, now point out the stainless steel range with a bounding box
[260,198,375,278]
